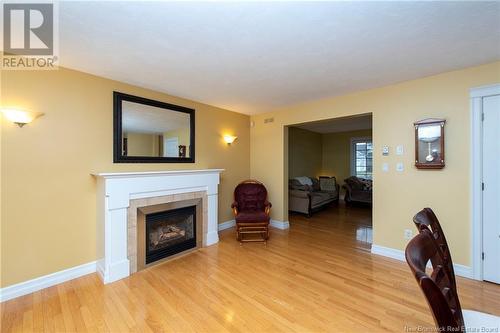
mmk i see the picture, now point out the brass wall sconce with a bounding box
[223,135,237,145]
[1,108,43,127]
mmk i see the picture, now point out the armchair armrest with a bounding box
[342,183,353,192]
[342,183,353,202]
[264,201,272,215]
[231,202,238,216]
[289,189,311,198]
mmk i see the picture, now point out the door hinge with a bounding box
[482,182,485,191]
[482,252,485,260]
[481,112,485,121]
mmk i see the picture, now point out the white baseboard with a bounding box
[103,259,130,284]
[371,244,473,279]
[371,244,406,261]
[96,259,105,282]
[206,231,219,246]
[218,220,236,230]
[270,219,290,230]
[453,264,473,279]
[0,261,97,303]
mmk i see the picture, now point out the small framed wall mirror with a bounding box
[414,118,445,169]
[113,92,195,163]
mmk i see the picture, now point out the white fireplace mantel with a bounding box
[93,169,224,284]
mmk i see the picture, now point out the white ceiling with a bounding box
[294,114,372,134]
[59,1,500,115]
[122,101,189,134]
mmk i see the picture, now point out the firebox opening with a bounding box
[145,205,196,264]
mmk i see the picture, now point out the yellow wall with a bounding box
[251,61,500,266]
[1,67,250,287]
[164,127,190,147]
[126,132,160,156]
[288,127,323,178]
[321,129,372,185]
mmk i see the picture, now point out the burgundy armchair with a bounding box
[231,180,272,243]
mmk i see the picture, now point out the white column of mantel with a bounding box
[206,193,219,246]
[104,207,130,283]
[95,177,131,284]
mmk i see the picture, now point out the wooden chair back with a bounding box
[413,208,457,290]
[405,229,464,332]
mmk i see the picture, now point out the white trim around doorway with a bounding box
[470,83,500,281]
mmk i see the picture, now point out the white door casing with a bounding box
[470,83,500,282]
[165,137,179,157]
[482,94,500,284]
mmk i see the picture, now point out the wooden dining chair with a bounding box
[405,229,500,332]
[413,208,456,291]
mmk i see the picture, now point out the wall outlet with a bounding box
[404,229,413,240]
[396,145,404,155]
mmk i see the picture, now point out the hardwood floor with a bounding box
[2,204,499,332]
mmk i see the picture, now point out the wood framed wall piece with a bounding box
[414,118,445,169]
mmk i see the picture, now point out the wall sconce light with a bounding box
[223,135,237,145]
[1,108,43,127]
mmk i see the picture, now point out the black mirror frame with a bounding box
[113,91,195,163]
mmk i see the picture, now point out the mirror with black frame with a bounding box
[113,92,195,163]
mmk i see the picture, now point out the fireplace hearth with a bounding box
[145,205,196,264]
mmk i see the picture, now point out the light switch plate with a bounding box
[382,163,389,172]
[396,162,404,172]
[396,145,404,155]
[382,146,389,156]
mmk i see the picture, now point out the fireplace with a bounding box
[94,169,222,283]
[145,205,197,264]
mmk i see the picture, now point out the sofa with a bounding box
[288,176,339,217]
[343,176,372,205]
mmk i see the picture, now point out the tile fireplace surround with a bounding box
[93,169,223,284]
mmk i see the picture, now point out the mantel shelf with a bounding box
[92,169,224,178]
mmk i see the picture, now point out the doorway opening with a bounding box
[285,113,373,250]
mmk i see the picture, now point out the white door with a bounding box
[164,137,179,157]
[482,94,500,284]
